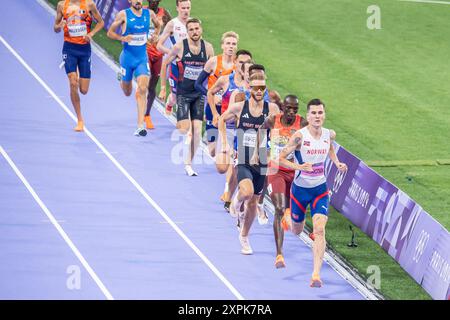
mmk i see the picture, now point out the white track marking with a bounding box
[0,146,114,300]
[0,34,244,300]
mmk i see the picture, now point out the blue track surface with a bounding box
[0,0,363,300]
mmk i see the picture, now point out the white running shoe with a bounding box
[184,165,198,177]
[134,127,147,137]
[239,233,253,255]
[257,203,269,225]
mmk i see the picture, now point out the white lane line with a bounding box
[398,0,450,5]
[0,145,113,300]
[0,34,244,300]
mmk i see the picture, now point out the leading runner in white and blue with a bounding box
[279,98,348,288]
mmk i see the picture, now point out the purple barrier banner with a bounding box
[421,229,450,300]
[398,207,442,283]
[93,0,129,30]
[325,144,361,215]
[326,143,450,300]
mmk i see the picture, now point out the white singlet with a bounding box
[293,127,331,188]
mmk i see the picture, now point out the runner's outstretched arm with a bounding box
[53,1,65,33]
[107,11,129,42]
[85,0,104,42]
[158,42,182,101]
[328,130,347,172]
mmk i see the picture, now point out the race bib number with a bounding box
[129,33,148,46]
[183,65,203,80]
[68,23,87,37]
[301,162,325,177]
[243,131,257,148]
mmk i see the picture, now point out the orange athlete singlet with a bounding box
[63,0,92,45]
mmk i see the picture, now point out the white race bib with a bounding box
[68,23,87,37]
[243,131,257,148]
[129,33,148,46]
[301,162,325,178]
[183,65,203,80]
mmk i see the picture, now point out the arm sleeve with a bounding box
[194,70,210,96]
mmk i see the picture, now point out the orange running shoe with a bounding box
[310,274,322,288]
[144,115,154,129]
[74,120,84,132]
[281,208,292,231]
[275,254,286,269]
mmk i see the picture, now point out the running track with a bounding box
[0,0,363,300]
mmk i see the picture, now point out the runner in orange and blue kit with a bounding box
[194,32,238,157]
[54,0,104,132]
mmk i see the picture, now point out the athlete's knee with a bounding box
[274,204,285,217]
[176,123,190,135]
[79,87,89,95]
[69,78,79,91]
[137,83,148,96]
[292,221,305,235]
[121,83,132,96]
[178,128,190,135]
[239,188,254,201]
[216,162,228,174]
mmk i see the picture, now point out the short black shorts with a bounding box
[176,94,205,122]
[236,164,266,195]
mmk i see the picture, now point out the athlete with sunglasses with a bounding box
[218,73,280,255]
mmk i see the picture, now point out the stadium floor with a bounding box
[0,0,364,300]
